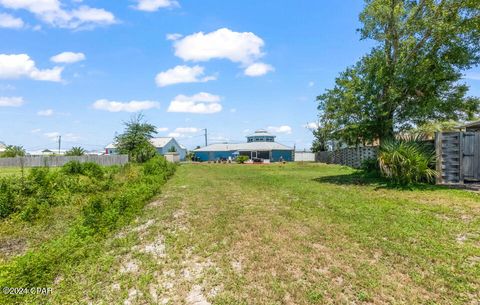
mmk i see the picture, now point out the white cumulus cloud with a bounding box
[50,52,85,63]
[37,109,54,116]
[156,127,169,132]
[0,96,24,107]
[244,62,274,77]
[167,92,222,114]
[134,0,179,11]
[0,54,63,82]
[155,65,216,87]
[174,28,265,65]
[0,0,116,29]
[168,127,199,138]
[0,13,24,28]
[268,125,292,134]
[93,99,160,112]
[173,28,274,76]
[173,127,199,133]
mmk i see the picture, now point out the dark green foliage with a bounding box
[378,139,437,185]
[311,125,332,152]
[360,158,379,173]
[115,114,158,163]
[61,161,104,179]
[82,162,104,179]
[82,196,105,232]
[61,161,84,175]
[0,179,16,218]
[316,0,480,146]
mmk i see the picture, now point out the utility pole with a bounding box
[203,128,208,147]
[58,135,61,154]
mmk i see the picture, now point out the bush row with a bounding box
[0,156,176,303]
[0,162,115,220]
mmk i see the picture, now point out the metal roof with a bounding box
[105,137,187,150]
[194,142,293,152]
[150,137,173,148]
[461,120,480,128]
[247,129,275,138]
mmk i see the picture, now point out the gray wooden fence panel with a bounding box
[0,155,129,168]
[315,147,378,169]
[435,131,480,184]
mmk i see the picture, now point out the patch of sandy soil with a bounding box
[119,258,139,274]
[124,288,142,305]
[0,238,26,260]
[186,285,211,305]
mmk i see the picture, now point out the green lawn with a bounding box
[6,163,480,304]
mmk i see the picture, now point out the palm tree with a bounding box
[65,146,86,156]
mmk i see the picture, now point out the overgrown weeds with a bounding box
[0,156,175,304]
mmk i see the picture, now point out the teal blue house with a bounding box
[194,129,294,162]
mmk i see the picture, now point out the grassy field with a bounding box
[20,162,478,305]
[0,167,27,177]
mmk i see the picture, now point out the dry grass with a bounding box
[18,163,480,304]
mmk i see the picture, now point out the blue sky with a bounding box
[0,0,479,152]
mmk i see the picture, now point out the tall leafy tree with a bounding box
[317,0,480,145]
[115,114,158,163]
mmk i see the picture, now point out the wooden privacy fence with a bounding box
[316,147,378,168]
[0,155,129,168]
[435,132,480,184]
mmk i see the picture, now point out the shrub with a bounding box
[82,162,104,179]
[61,161,104,179]
[82,196,105,232]
[0,179,16,218]
[144,155,176,177]
[360,158,379,173]
[236,155,249,164]
[62,161,84,175]
[378,140,437,185]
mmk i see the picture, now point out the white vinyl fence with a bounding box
[0,155,128,168]
[294,152,316,162]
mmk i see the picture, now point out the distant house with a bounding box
[25,149,62,156]
[0,141,6,153]
[193,129,294,162]
[105,143,117,155]
[105,137,187,161]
